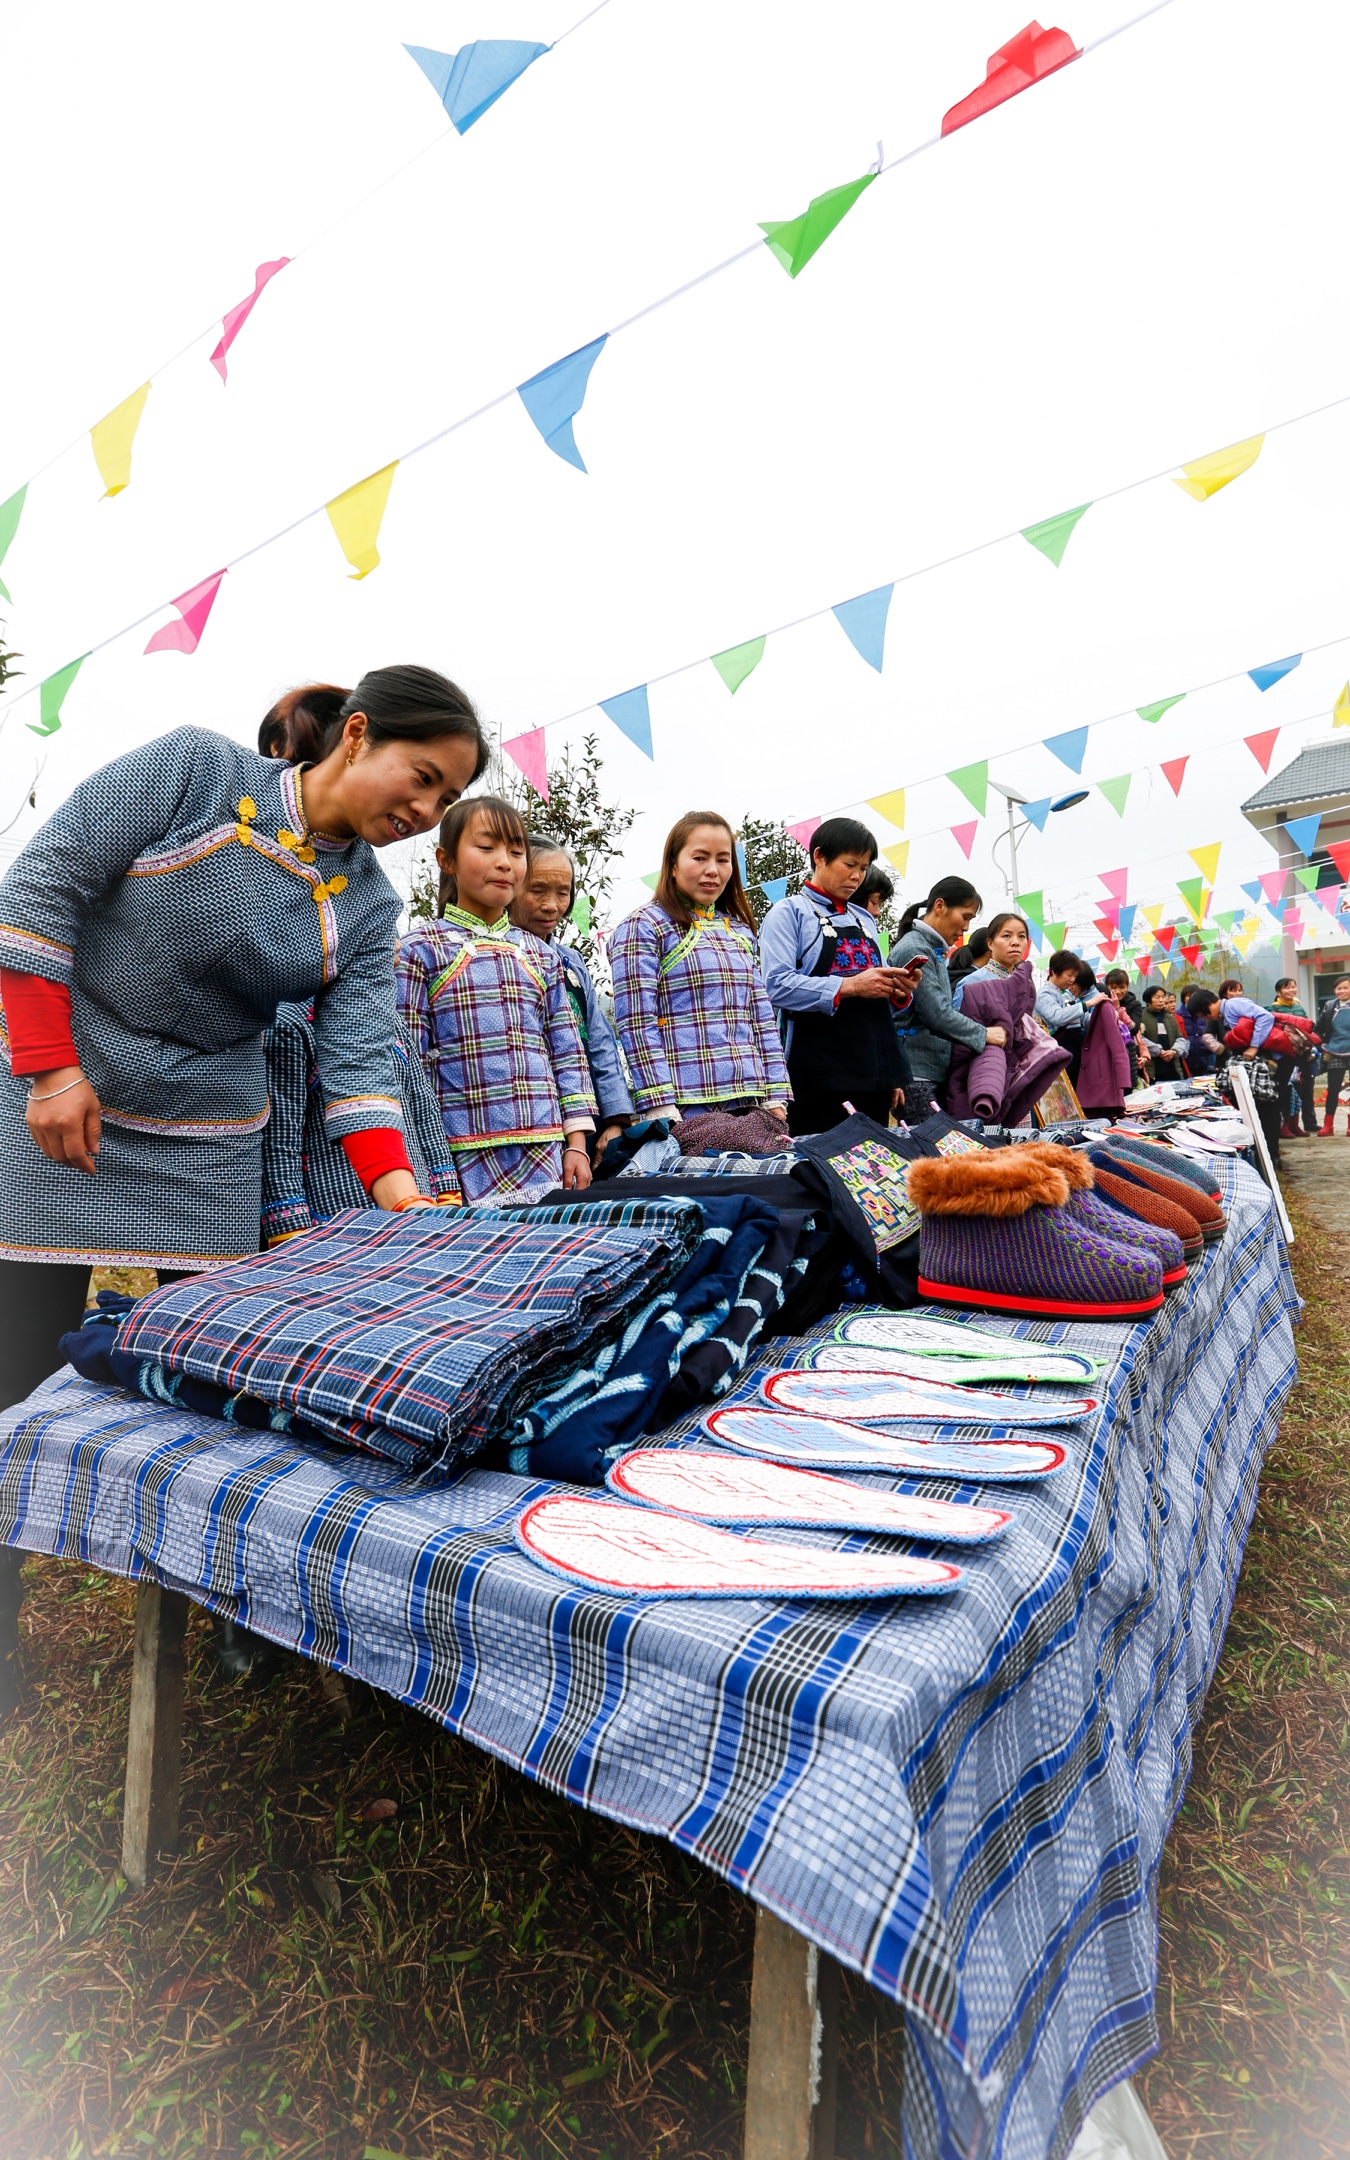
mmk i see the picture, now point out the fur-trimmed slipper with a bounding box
[905,1143,1091,1219]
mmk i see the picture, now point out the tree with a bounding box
[406,733,637,975]
[738,815,808,930]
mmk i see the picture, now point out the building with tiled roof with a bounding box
[1240,738,1350,1002]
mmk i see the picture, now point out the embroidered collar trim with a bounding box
[442,903,512,938]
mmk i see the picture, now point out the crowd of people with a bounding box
[3,663,1349,1423]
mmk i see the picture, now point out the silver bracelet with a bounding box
[28,1075,88,1103]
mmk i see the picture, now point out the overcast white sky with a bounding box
[4,0,1350,944]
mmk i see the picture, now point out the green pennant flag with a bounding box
[1175,876,1207,925]
[1294,865,1321,893]
[710,635,766,695]
[1097,773,1132,818]
[1042,921,1067,950]
[1214,908,1241,929]
[759,170,875,278]
[640,872,659,892]
[570,894,592,933]
[30,654,89,738]
[947,760,988,817]
[0,485,27,604]
[1014,889,1045,930]
[1021,503,1091,568]
[1137,693,1185,724]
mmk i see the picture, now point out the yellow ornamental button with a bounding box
[236,824,254,846]
[277,827,300,850]
[326,875,348,895]
[237,797,257,821]
[295,844,316,864]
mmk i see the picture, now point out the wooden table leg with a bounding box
[743,1905,840,2160]
[122,1580,189,1891]
[0,1545,23,1722]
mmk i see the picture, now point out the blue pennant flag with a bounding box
[735,842,748,878]
[1043,727,1088,773]
[1021,797,1052,833]
[1283,812,1321,859]
[831,585,894,672]
[759,876,790,904]
[1025,920,1045,951]
[517,335,609,471]
[1240,880,1264,906]
[1117,903,1137,940]
[1247,654,1302,693]
[404,40,549,133]
[599,685,653,759]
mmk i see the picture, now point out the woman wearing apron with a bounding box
[0,663,486,1414]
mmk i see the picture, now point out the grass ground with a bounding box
[0,1190,1346,2159]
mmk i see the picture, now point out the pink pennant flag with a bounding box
[502,727,549,800]
[1098,868,1129,903]
[1258,869,1287,904]
[210,259,291,383]
[1096,900,1121,928]
[951,820,978,859]
[143,569,226,656]
[785,816,819,850]
[1160,756,1188,797]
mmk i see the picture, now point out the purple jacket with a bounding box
[1077,998,1132,1112]
[944,962,1070,1125]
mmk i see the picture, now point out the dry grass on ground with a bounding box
[1139,1185,1350,2158]
[0,1204,1346,2159]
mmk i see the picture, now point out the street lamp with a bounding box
[988,779,1087,900]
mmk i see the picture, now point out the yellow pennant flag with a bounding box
[1188,842,1222,884]
[867,788,906,830]
[325,462,398,579]
[1141,903,1164,933]
[882,840,909,877]
[1171,434,1264,502]
[1155,959,1172,981]
[91,382,151,496]
[1334,682,1350,729]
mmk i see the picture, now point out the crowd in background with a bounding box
[256,687,1350,1235]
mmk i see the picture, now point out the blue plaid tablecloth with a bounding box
[0,1159,1297,2160]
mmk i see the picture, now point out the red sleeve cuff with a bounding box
[339,1126,413,1193]
[1,969,80,1075]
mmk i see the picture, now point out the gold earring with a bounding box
[346,749,355,767]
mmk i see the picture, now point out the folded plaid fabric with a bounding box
[112,1202,703,1473]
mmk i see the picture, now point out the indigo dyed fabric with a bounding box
[1,1160,1299,2160]
[109,1202,702,1471]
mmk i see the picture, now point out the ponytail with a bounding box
[897,874,982,938]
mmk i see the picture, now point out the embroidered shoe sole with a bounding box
[917,1273,1164,1320]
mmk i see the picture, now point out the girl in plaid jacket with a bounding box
[397,799,598,1205]
[609,813,790,1126]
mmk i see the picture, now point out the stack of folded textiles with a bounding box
[65,1201,704,1475]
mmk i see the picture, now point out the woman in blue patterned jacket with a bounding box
[0,666,487,1416]
[396,798,599,1204]
[609,812,790,1131]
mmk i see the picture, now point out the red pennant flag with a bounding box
[503,728,549,800]
[1244,728,1280,774]
[1178,943,1202,967]
[1136,955,1152,976]
[1093,916,1117,941]
[1327,841,1350,882]
[1097,938,1120,962]
[1155,925,1176,951]
[951,820,978,859]
[1160,756,1188,797]
[941,21,1082,135]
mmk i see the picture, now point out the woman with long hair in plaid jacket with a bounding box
[396,799,598,1205]
[609,813,790,1134]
